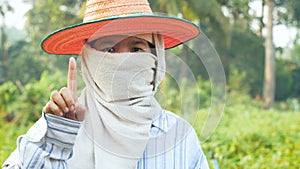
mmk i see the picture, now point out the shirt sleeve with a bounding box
[2,113,81,169]
[191,150,210,169]
[188,129,210,169]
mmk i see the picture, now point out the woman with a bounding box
[3,0,209,168]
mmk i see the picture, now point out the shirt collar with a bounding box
[151,110,168,132]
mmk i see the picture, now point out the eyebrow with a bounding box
[98,41,116,46]
[89,40,115,49]
[130,39,149,46]
[89,37,154,49]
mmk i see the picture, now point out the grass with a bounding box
[199,104,300,169]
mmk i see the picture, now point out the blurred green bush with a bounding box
[199,104,300,169]
[0,71,66,126]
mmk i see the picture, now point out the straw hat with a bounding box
[41,0,200,55]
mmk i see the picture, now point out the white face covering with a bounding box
[72,34,166,169]
[83,45,156,104]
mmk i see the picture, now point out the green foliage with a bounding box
[277,0,300,27]
[26,0,84,47]
[226,25,265,97]
[198,104,300,169]
[22,0,85,80]
[193,0,232,48]
[0,70,66,125]
[1,0,299,103]
[155,76,212,116]
[1,76,299,168]
[275,59,296,100]
[3,40,48,84]
[0,81,19,119]
[290,34,300,66]
[0,119,32,164]
[227,65,250,94]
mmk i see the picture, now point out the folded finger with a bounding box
[51,90,69,113]
[59,87,75,112]
[45,101,63,116]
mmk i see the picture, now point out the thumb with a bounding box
[75,104,86,121]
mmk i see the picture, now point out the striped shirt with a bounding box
[3,111,209,169]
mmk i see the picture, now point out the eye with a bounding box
[131,47,145,52]
[102,47,115,53]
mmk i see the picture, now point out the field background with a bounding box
[1,0,300,168]
[1,75,299,168]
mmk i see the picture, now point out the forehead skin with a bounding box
[91,35,150,51]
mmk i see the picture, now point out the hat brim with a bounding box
[41,14,200,55]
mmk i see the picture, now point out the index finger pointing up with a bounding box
[68,57,77,100]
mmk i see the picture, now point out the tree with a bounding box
[215,0,266,98]
[149,0,231,81]
[24,0,85,74]
[276,0,300,27]
[25,0,85,48]
[1,1,62,85]
[0,1,13,84]
[262,0,275,108]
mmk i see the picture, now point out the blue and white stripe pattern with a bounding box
[137,111,209,169]
[16,114,81,169]
[3,111,209,169]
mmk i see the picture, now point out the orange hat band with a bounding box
[41,0,200,55]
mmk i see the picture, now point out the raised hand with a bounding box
[44,57,86,121]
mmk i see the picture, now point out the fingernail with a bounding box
[59,112,64,116]
[71,105,75,112]
[64,107,69,112]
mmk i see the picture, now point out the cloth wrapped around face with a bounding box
[69,34,166,169]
